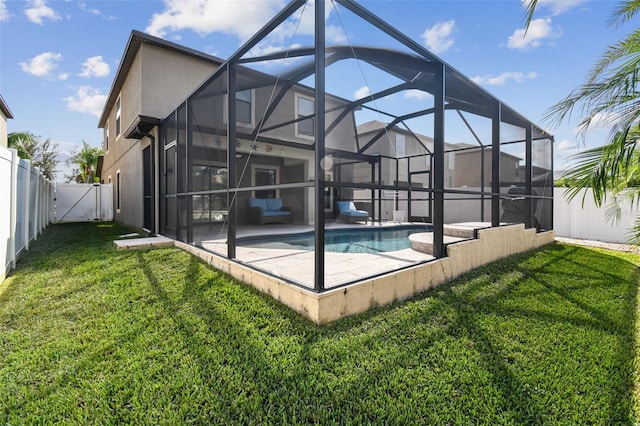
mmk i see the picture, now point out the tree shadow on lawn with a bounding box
[3,222,637,424]
[133,242,639,424]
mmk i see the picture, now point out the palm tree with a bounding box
[526,0,640,242]
[66,141,103,183]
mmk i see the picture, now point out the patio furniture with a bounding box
[501,187,539,229]
[248,198,293,225]
[336,200,369,224]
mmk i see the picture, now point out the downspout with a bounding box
[138,124,155,234]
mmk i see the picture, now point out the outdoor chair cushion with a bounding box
[266,198,284,211]
[262,210,291,217]
[248,198,268,211]
[337,201,368,217]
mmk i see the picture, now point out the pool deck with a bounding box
[193,221,466,288]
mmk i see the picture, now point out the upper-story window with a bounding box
[296,94,314,138]
[236,89,253,126]
[105,121,109,152]
[395,133,405,158]
[115,96,121,136]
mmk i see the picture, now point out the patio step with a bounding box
[443,222,489,238]
[408,232,467,255]
[114,236,174,250]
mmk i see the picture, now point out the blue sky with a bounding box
[0,0,631,179]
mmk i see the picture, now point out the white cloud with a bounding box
[404,89,432,100]
[24,0,61,25]
[507,18,559,51]
[556,139,582,160]
[421,20,455,54]
[471,71,538,86]
[354,86,370,99]
[78,1,100,15]
[58,72,69,81]
[146,0,343,49]
[64,86,107,117]
[146,0,286,39]
[78,1,115,20]
[79,56,110,78]
[20,52,63,77]
[0,0,11,21]
[525,0,586,16]
[326,24,348,44]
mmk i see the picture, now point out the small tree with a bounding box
[65,141,103,183]
[8,131,59,180]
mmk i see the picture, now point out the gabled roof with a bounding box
[97,30,224,128]
[0,95,14,119]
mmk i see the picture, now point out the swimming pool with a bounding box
[238,225,432,254]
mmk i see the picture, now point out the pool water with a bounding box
[238,225,432,254]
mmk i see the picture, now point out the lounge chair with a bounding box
[336,201,369,224]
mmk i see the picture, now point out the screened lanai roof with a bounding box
[237,44,552,142]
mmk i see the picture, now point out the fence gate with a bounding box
[54,183,113,223]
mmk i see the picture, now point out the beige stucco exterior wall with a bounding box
[454,149,520,188]
[100,43,219,229]
[0,110,7,148]
[140,44,219,119]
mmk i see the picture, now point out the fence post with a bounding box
[23,159,31,251]
[33,167,40,241]
[9,149,18,269]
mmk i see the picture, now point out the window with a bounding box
[296,94,314,137]
[395,133,405,158]
[105,121,109,152]
[116,170,121,212]
[115,96,121,136]
[252,165,279,199]
[236,89,253,126]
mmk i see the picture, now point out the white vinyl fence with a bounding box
[554,187,638,243]
[1,146,53,282]
[1,146,115,283]
[54,183,113,223]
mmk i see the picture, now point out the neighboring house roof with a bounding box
[0,94,14,119]
[97,30,225,128]
[357,120,437,148]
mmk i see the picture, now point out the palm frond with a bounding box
[589,29,640,79]
[626,213,640,246]
[561,127,639,206]
[522,0,538,31]
[608,0,640,28]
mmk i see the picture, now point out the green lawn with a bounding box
[1,222,639,424]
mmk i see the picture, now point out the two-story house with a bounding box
[0,95,14,149]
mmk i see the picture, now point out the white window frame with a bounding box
[115,96,121,137]
[105,120,109,152]
[223,89,255,128]
[251,164,280,199]
[295,93,315,140]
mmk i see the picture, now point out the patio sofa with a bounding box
[248,198,293,225]
[336,200,369,224]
